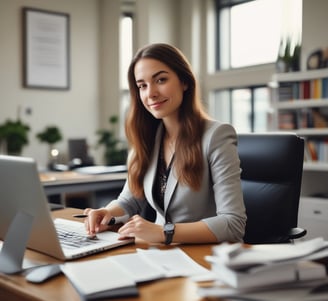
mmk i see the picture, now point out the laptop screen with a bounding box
[0,155,133,261]
[0,155,65,259]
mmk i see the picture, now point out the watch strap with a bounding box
[164,222,175,245]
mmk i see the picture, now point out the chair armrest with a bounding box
[288,227,307,240]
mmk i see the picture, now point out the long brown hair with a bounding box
[126,43,209,198]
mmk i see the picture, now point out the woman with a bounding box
[84,43,246,244]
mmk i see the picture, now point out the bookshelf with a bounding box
[270,68,328,240]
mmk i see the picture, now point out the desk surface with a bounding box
[0,208,215,301]
[40,171,127,196]
[40,171,127,185]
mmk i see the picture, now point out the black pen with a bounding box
[72,214,129,225]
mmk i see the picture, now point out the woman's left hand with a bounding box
[118,215,164,243]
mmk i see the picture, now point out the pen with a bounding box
[72,214,130,225]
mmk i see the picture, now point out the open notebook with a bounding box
[0,155,132,260]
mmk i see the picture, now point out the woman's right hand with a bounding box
[83,207,113,236]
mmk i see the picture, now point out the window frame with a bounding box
[119,11,134,140]
[210,84,270,133]
[205,0,288,134]
[215,0,255,70]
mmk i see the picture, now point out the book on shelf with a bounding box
[311,78,322,99]
[298,108,314,128]
[304,138,328,163]
[323,77,328,98]
[277,77,328,101]
[278,82,294,101]
[303,80,311,99]
[306,140,319,161]
[312,109,328,128]
[278,111,297,129]
[278,107,328,130]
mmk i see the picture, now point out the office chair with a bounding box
[68,138,94,168]
[66,139,95,207]
[237,133,307,244]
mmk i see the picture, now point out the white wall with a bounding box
[98,0,120,127]
[301,0,328,70]
[134,0,179,49]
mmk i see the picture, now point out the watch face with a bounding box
[165,223,175,231]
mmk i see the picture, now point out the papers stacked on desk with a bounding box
[61,248,212,300]
[198,238,328,300]
[73,165,127,174]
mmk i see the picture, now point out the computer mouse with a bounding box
[25,264,62,283]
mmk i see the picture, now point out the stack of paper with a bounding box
[61,248,212,300]
[198,238,328,299]
[206,258,326,289]
[61,258,138,300]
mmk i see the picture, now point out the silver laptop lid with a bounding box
[0,155,65,260]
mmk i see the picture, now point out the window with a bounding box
[253,87,271,132]
[119,14,133,90]
[207,0,301,133]
[215,0,302,70]
[231,89,252,132]
[209,86,271,132]
[119,13,133,137]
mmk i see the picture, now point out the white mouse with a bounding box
[25,264,62,283]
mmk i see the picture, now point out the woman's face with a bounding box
[134,58,187,120]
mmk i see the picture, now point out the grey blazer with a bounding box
[114,120,247,242]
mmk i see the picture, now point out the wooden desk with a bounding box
[0,208,215,301]
[40,171,127,206]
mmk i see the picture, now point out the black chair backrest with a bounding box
[68,138,94,167]
[68,139,89,162]
[237,133,304,244]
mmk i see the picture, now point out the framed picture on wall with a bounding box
[22,7,70,90]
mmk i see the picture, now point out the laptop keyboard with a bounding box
[55,219,100,249]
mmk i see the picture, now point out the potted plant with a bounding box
[36,126,63,168]
[36,126,63,146]
[291,43,301,72]
[276,37,292,72]
[96,115,128,166]
[0,119,30,155]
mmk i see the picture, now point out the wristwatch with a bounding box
[163,222,175,245]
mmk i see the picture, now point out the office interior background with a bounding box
[0,0,326,168]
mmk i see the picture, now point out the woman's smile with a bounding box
[148,99,168,110]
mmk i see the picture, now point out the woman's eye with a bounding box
[138,83,147,89]
[157,77,167,84]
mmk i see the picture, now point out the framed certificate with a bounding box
[23,7,70,90]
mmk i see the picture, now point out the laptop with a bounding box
[0,155,133,261]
